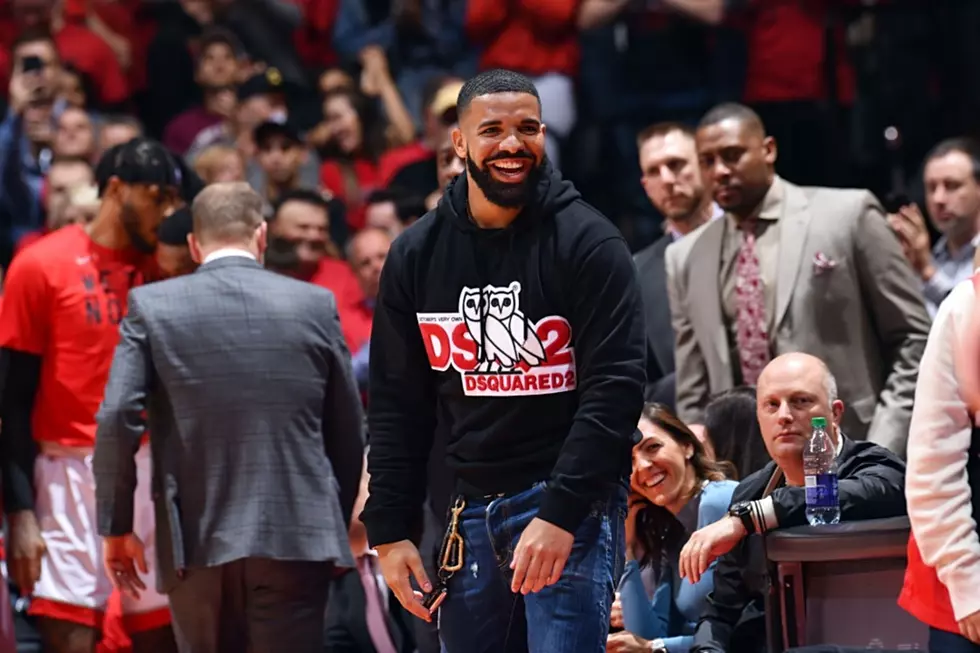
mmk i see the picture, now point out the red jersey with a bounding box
[0,225,151,448]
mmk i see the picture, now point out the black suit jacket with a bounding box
[634,234,675,407]
[691,437,907,653]
[325,564,416,653]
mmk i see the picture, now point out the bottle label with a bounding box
[805,474,839,508]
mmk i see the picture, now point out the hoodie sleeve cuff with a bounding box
[748,497,779,534]
[364,515,414,548]
[537,486,592,535]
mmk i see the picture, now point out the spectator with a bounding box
[317,88,393,229]
[162,28,243,156]
[610,403,736,653]
[248,119,321,216]
[633,122,718,408]
[423,119,463,211]
[684,352,907,653]
[889,137,980,317]
[345,227,391,389]
[363,188,426,239]
[44,155,94,228]
[702,387,769,481]
[53,104,95,160]
[194,143,246,184]
[667,103,930,456]
[96,114,142,159]
[267,189,364,348]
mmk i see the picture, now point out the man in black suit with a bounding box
[325,454,416,653]
[94,182,365,653]
[632,122,717,407]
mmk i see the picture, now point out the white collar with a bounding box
[202,247,256,265]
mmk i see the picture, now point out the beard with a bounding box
[121,202,156,254]
[466,149,545,209]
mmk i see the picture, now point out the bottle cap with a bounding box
[811,417,828,428]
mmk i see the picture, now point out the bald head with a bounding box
[756,353,843,480]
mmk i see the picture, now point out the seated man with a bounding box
[679,352,907,653]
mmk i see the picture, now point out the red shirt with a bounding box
[0,225,151,448]
[379,141,433,186]
[308,257,367,351]
[741,0,854,104]
[319,159,382,231]
[56,21,129,105]
[899,534,959,633]
[466,0,579,77]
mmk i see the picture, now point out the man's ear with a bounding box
[188,233,202,264]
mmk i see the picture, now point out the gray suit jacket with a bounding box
[665,181,931,457]
[94,255,364,593]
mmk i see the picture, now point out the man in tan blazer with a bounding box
[666,103,931,457]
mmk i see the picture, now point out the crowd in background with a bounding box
[1,0,980,652]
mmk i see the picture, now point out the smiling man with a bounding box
[362,69,645,653]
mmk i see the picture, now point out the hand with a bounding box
[624,496,645,561]
[7,510,46,595]
[609,592,623,629]
[887,204,934,279]
[103,533,148,600]
[678,515,746,583]
[509,517,574,594]
[8,74,34,115]
[606,631,652,653]
[960,609,980,645]
[375,539,433,623]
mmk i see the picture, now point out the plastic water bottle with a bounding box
[804,416,840,525]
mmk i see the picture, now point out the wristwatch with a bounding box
[727,501,756,535]
[651,637,668,653]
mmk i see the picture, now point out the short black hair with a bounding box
[366,187,427,224]
[100,113,144,136]
[698,102,766,135]
[271,188,330,221]
[926,137,980,182]
[456,69,540,118]
[158,206,193,246]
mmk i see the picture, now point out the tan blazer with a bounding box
[665,179,931,457]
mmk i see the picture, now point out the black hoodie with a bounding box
[362,162,646,546]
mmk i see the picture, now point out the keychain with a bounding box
[422,495,466,614]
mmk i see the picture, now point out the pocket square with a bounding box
[812,252,838,275]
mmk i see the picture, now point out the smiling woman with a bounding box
[617,403,737,653]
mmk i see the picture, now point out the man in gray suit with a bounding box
[93,182,364,653]
[666,103,931,457]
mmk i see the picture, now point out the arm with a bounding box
[537,238,646,533]
[94,293,153,537]
[746,444,907,533]
[665,242,710,424]
[620,560,672,640]
[908,283,980,621]
[577,0,629,30]
[361,244,437,546]
[465,0,510,44]
[321,294,367,527]
[0,251,51,515]
[921,267,960,310]
[853,192,931,456]
[333,0,395,60]
[690,544,751,653]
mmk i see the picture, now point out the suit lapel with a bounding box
[689,221,730,370]
[774,182,812,331]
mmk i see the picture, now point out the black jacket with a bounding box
[691,437,907,653]
[363,163,646,545]
[324,565,416,653]
[633,233,675,407]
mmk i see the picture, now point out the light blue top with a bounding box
[619,479,737,653]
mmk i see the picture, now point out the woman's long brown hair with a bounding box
[633,403,735,569]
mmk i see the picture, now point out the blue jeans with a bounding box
[438,481,627,653]
[930,627,980,653]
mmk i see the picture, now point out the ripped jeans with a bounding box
[438,481,627,653]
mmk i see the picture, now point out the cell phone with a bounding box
[22,55,44,74]
[421,585,447,614]
[883,192,911,214]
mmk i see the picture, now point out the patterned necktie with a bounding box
[734,222,770,386]
[358,556,398,653]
